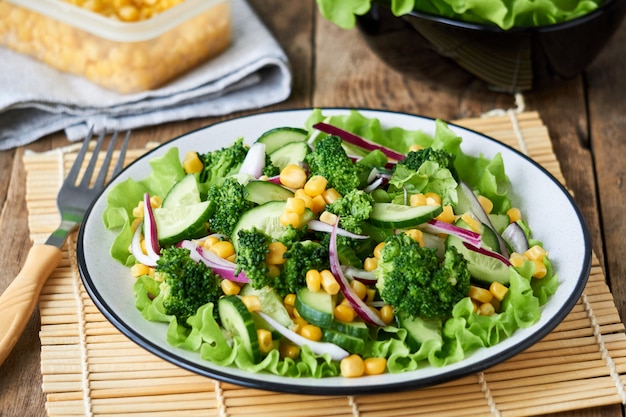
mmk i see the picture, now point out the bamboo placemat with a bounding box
[24,112,626,417]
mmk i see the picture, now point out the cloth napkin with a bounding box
[0,0,292,151]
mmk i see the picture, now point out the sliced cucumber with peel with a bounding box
[239,284,294,330]
[256,127,308,154]
[245,181,294,205]
[218,295,262,363]
[162,174,201,208]
[295,287,335,328]
[369,203,442,229]
[154,201,212,246]
[446,234,511,286]
[322,328,365,354]
[269,141,310,171]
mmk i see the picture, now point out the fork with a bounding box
[0,130,130,366]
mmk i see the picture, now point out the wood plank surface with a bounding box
[0,0,625,416]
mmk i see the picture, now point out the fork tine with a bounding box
[93,131,119,190]
[111,131,131,178]
[65,127,94,186]
[79,131,106,189]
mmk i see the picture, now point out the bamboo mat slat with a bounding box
[23,113,626,417]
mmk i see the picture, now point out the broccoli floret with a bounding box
[156,246,224,324]
[397,147,459,180]
[277,240,330,296]
[326,189,375,235]
[305,135,361,195]
[375,233,470,319]
[235,228,272,290]
[262,154,281,178]
[198,138,248,193]
[206,177,254,236]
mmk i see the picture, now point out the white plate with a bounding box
[77,109,591,395]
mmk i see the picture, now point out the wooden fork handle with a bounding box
[0,244,62,367]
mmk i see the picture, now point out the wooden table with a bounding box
[1,1,625,416]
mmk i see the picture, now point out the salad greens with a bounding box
[103,109,558,378]
[316,0,604,30]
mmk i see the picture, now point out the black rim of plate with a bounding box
[77,108,592,396]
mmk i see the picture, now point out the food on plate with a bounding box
[103,109,558,378]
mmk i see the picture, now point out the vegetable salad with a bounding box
[103,110,558,378]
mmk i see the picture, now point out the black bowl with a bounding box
[356,0,626,92]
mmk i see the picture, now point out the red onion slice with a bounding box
[313,122,405,161]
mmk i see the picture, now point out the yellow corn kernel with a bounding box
[118,4,139,21]
[461,212,481,232]
[435,205,455,224]
[350,279,368,300]
[366,288,377,303]
[299,324,323,341]
[266,241,288,265]
[285,197,306,215]
[489,281,509,301]
[283,293,296,307]
[149,195,162,209]
[294,189,313,209]
[320,269,340,295]
[292,315,307,332]
[221,279,241,296]
[477,195,493,215]
[322,188,342,204]
[279,341,300,359]
[363,257,378,272]
[468,285,493,304]
[209,240,235,259]
[304,175,328,197]
[131,217,143,232]
[509,252,526,267]
[202,236,220,249]
[373,242,385,259]
[310,194,328,213]
[267,264,281,278]
[183,151,203,174]
[507,207,522,223]
[279,210,302,228]
[424,192,442,206]
[409,193,427,207]
[241,295,261,312]
[319,210,339,226]
[524,245,547,262]
[257,329,274,354]
[364,357,387,375]
[280,164,307,189]
[132,201,145,217]
[478,302,496,316]
[532,259,547,279]
[306,269,322,292]
[379,304,394,325]
[130,263,151,277]
[340,354,365,378]
[226,253,237,263]
[408,144,423,152]
[334,303,356,322]
[404,229,424,247]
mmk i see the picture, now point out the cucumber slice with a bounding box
[239,285,294,330]
[256,127,308,154]
[218,295,262,363]
[322,329,365,354]
[231,201,315,251]
[245,181,294,205]
[446,235,511,286]
[455,217,500,253]
[162,174,201,208]
[396,313,443,353]
[488,213,510,234]
[154,201,211,246]
[269,141,310,171]
[295,287,335,328]
[369,203,442,229]
[331,319,369,340]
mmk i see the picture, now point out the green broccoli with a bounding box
[235,228,272,290]
[277,240,329,296]
[326,189,375,235]
[396,147,459,181]
[197,138,248,193]
[305,135,361,195]
[375,233,470,319]
[262,154,281,178]
[155,246,224,323]
[206,177,254,236]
